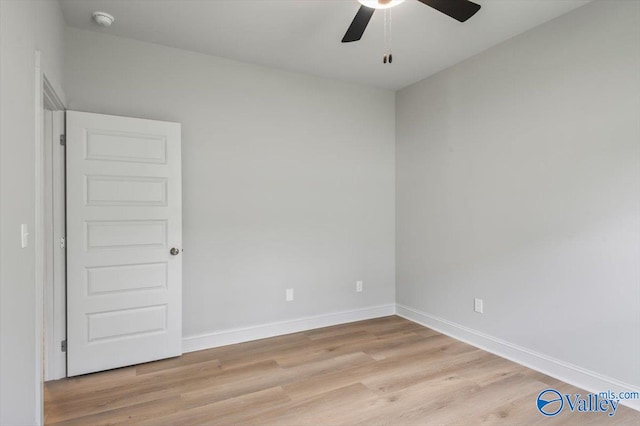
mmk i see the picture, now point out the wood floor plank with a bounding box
[177,352,374,411]
[45,316,640,425]
[135,349,222,376]
[139,387,292,426]
[47,396,184,426]
[45,365,137,397]
[304,316,405,340]
[362,349,493,395]
[275,330,427,368]
[242,383,385,426]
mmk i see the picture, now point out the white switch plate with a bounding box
[286,288,294,302]
[21,224,29,248]
[356,281,363,292]
[474,298,483,314]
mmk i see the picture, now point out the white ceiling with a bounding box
[59,0,591,90]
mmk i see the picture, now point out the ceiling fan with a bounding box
[342,0,482,43]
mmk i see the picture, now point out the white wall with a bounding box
[396,0,640,388]
[0,0,66,424]
[63,28,396,339]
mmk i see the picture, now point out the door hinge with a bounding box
[59,134,66,146]
[60,237,65,249]
[61,340,67,352]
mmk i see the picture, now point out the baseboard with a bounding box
[182,304,396,354]
[396,303,640,412]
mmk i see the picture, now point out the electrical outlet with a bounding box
[474,298,483,314]
[356,281,363,292]
[286,288,294,302]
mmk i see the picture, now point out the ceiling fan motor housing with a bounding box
[344,0,481,43]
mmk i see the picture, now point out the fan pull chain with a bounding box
[383,9,393,64]
[389,7,393,63]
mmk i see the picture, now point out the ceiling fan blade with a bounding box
[418,0,481,22]
[342,5,375,43]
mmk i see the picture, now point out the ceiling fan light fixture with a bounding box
[358,0,406,10]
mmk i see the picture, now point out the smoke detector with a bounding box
[92,11,115,27]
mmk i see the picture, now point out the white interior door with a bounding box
[66,111,182,376]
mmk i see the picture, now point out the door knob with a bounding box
[170,248,180,256]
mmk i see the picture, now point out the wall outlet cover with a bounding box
[474,298,483,314]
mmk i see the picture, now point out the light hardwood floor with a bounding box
[45,316,640,425]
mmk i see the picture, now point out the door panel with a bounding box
[85,175,168,207]
[66,111,182,377]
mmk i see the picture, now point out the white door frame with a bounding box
[42,107,66,381]
[35,50,66,425]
